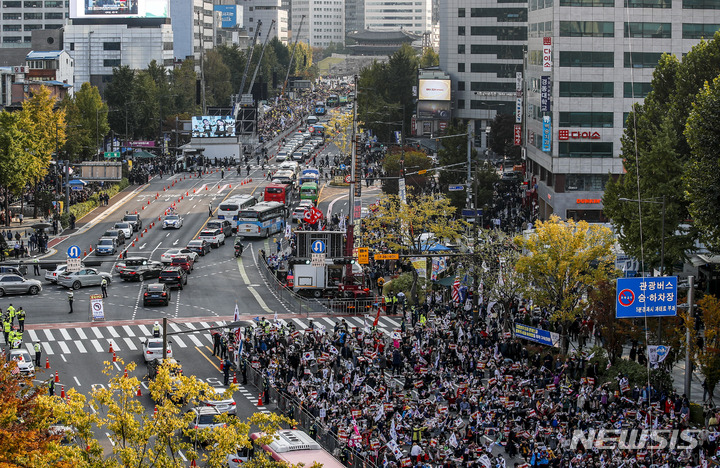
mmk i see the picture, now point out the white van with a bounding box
[278,161,300,175]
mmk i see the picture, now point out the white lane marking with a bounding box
[169,323,182,333]
[150,242,163,257]
[247,287,273,313]
[25,343,34,354]
[91,340,103,352]
[42,342,53,355]
[292,318,306,329]
[173,239,179,246]
[200,322,210,329]
[91,327,103,339]
[139,243,147,250]
[122,326,135,337]
[384,317,401,327]
[107,327,120,338]
[188,335,203,347]
[60,329,71,340]
[165,233,170,238]
[123,337,137,350]
[75,341,87,353]
[322,318,335,327]
[138,325,150,336]
[43,329,55,341]
[76,328,87,340]
[28,330,39,342]
[61,354,67,362]
[171,336,187,348]
[237,258,250,285]
[185,323,196,330]
[74,376,81,386]
[105,433,115,446]
[58,341,70,354]
[178,451,187,461]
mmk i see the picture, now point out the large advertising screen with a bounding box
[214,5,241,28]
[70,0,168,19]
[416,101,451,120]
[418,79,451,101]
[191,116,236,138]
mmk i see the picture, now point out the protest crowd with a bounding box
[241,299,718,468]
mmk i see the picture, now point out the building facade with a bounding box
[524,0,720,221]
[345,0,364,35]
[170,0,215,62]
[0,0,67,48]
[291,0,344,47]
[25,49,73,84]
[244,0,288,44]
[364,0,432,34]
[64,22,174,92]
[439,0,527,149]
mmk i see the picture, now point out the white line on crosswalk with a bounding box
[384,317,401,327]
[25,343,33,354]
[58,341,70,354]
[27,330,39,342]
[91,327,103,339]
[137,325,150,336]
[188,335,203,347]
[200,322,210,329]
[42,342,53,355]
[172,335,187,348]
[91,340,103,352]
[109,339,120,352]
[122,326,135,337]
[292,318,306,329]
[185,323,196,330]
[75,341,87,353]
[107,327,120,338]
[169,323,182,333]
[76,328,87,340]
[322,318,335,327]
[43,329,55,341]
[123,337,137,350]
[60,329,71,340]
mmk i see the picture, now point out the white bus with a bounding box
[217,195,257,221]
[237,202,286,238]
[250,430,344,468]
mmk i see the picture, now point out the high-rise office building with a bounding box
[439,0,527,147]
[245,0,289,44]
[170,0,216,63]
[524,0,720,221]
[0,0,68,65]
[291,0,344,47]
[345,0,365,34]
[364,0,432,34]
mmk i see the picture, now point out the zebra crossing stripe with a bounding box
[172,336,187,348]
[27,329,39,342]
[91,339,103,353]
[137,325,150,336]
[60,328,72,340]
[169,323,182,333]
[108,339,120,352]
[384,317,401,327]
[75,341,87,353]
[107,327,120,338]
[123,337,137,351]
[76,328,87,340]
[42,342,54,355]
[188,335,203,347]
[43,329,55,341]
[122,326,135,337]
[91,327,103,339]
[58,341,70,354]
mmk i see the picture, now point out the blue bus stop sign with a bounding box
[616,276,678,318]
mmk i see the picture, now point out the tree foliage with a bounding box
[488,113,521,161]
[685,294,720,395]
[61,82,107,161]
[418,48,439,68]
[381,149,433,195]
[326,110,354,158]
[514,215,617,324]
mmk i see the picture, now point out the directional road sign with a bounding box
[448,185,464,191]
[104,152,121,159]
[66,257,82,273]
[374,253,399,261]
[311,240,326,254]
[67,245,81,258]
[357,247,369,264]
[616,276,678,318]
[461,209,484,217]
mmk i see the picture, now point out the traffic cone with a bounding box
[257,393,263,406]
[153,406,158,417]
[193,189,196,194]
[124,368,128,378]
[233,374,237,384]
[205,186,207,190]
[147,200,150,205]
[83,250,86,257]
[54,371,59,383]
[89,245,93,253]
[220,360,224,371]
[186,191,189,196]
[60,385,65,398]
[137,386,142,396]
[131,242,135,247]
[190,460,197,467]
[45,358,50,369]
[112,352,117,362]
[229,184,232,189]
[134,210,137,215]
[109,341,114,353]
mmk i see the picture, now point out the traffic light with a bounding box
[333,258,355,265]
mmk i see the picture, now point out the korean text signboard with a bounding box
[616,276,678,318]
[540,76,551,112]
[542,37,552,72]
[514,323,560,347]
[542,116,552,152]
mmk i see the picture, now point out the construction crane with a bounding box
[280,14,305,99]
[235,20,262,113]
[246,19,276,103]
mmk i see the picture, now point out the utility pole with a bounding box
[685,275,694,399]
[347,74,359,261]
[64,160,70,214]
[162,317,168,359]
[199,11,206,114]
[281,15,305,99]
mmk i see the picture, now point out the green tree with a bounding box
[381,149,433,195]
[684,76,720,252]
[437,123,471,210]
[20,86,64,180]
[104,66,138,141]
[204,50,233,107]
[685,294,720,397]
[418,48,439,68]
[515,216,617,348]
[169,58,199,117]
[61,82,107,161]
[488,113,521,161]
[216,44,247,96]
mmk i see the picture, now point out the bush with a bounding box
[57,179,130,228]
[601,358,674,393]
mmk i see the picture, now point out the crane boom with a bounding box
[280,15,305,99]
[247,19,276,102]
[238,21,262,99]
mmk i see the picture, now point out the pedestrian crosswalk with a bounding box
[5,315,404,357]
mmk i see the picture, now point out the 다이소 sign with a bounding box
[616,276,677,318]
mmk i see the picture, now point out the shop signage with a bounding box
[576,199,602,204]
[559,130,601,140]
[514,125,522,146]
[542,38,552,72]
[516,98,523,123]
[542,116,551,152]
[540,76,551,112]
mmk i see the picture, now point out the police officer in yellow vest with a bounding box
[419,313,427,327]
[16,306,25,332]
[33,342,41,366]
[153,321,161,338]
[2,320,10,344]
[6,304,15,326]
[391,294,398,315]
[101,277,108,298]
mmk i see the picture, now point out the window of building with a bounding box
[470,26,527,40]
[559,51,614,67]
[560,21,614,37]
[69,42,74,51]
[24,0,42,6]
[470,7,527,21]
[44,12,63,19]
[559,142,614,157]
[470,100,514,113]
[458,26,465,35]
[624,82,653,97]
[2,36,22,43]
[470,81,516,91]
[564,174,610,191]
[458,7,465,17]
[23,12,42,19]
[625,0,671,6]
[458,81,465,91]
[457,99,465,109]
[44,0,63,5]
[683,0,720,8]
[458,44,465,54]
[3,25,20,31]
[559,81,614,97]
[559,112,614,127]
[24,24,42,30]
[530,0,554,10]
[470,44,525,59]
[103,42,121,50]
[470,62,523,77]
[624,51,663,67]
[682,23,720,38]
[458,63,465,72]
[2,1,21,6]
[163,41,173,51]
[624,22,671,37]
[3,13,21,19]
[560,0,613,6]
[103,59,121,67]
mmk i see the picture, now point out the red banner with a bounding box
[514,125,522,146]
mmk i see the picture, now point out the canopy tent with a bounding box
[427,243,451,252]
[134,150,157,159]
[432,276,456,287]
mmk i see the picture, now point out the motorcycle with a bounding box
[234,242,244,257]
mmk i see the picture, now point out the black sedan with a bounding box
[143,283,171,306]
[186,240,211,256]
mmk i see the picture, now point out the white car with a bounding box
[114,222,133,239]
[199,387,237,415]
[162,214,184,229]
[197,229,225,248]
[141,337,173,362]
[45,264,73,283]
[160,248,200,264]
[10,349,35,376]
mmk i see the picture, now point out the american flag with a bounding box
[451,276,461,303]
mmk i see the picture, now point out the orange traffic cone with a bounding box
[60,385,65,398]
[257,393,263,406]
[137,386,142,396]
[89,246,93,252]
[109,341,114,353]
[124,368,128,378]
[190,460,197,467]
[83,250,87,256]
[54,371,59,383]
[112,352,117,362]
[153,406,158,417]
[45,358,50,369]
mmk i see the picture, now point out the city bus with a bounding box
[263,183,291,205]
[250,430,344,468]
[327,94,339,107]
[299,182,319,205]
[237,202,286,238]
[314,101,326,116]
[309,124,325,138]
[217,195,257,221]
[339,95,348,105]
[299,168,320,185]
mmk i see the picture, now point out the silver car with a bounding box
[162,214,184,229]
[57,268,112,290]
[0,274,42,296]
[199,387,237,415]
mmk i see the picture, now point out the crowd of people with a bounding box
[241,299,717,468]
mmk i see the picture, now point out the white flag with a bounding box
[479,454,492,468]
[448,432,458,448]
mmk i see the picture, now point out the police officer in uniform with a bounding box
[153,321,161,338]
[2,319,9,344]
[33,258,40,276]
[67,291,74,314]
[34,342,41,366]
[223,357,231,386]
[48,379,54,396]
[6,304,15,327]
[101,277,108,298]
[16,306,25,332]
[309,420,318,440]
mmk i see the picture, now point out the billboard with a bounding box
[191,116,236,138]
[418,79,451,101]
[71,0,168,18]
[416,101,451,120]
[214,5,241,28]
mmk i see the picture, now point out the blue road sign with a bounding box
[339,164,346,170]
[616,276,678,318]
[461,209,484,217]
[67,245,81,258]
[311,240,326,254]
[448,185,464,191]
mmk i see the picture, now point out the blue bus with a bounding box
[236,202,286,238]
[314,101,326,115]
